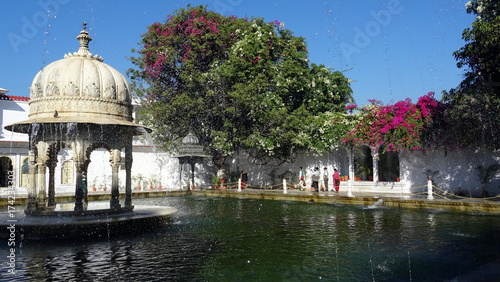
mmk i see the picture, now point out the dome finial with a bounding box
[76,22,92,55]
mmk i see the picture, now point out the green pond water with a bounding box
[1,195,499,281]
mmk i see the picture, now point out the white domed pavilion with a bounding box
[5,24,149,214]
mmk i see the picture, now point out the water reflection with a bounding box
[2,196,499,281]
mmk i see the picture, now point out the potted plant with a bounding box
[476,164,500,197]
[133,174,144,190]
[149,176,159,189]
[92,176,98,191]
[158,175,163,189]
[220,178,227,189]
[211,175,220,189]
[101,175,110,191]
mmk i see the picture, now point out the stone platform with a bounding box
[0,203,177,240]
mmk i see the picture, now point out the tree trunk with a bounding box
[213,154,227,182]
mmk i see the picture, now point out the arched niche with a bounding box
[353,145,373,181]
[378,146,400,182]
[0,156,13,187]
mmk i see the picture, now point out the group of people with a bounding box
[298,166,340,193]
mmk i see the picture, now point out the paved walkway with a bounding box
[211,187,489,201]
[2,187,499,213]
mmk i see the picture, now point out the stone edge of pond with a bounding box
[190,190,500,214]
[2,189,499,214]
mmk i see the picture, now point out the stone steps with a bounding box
[340,181,410,194]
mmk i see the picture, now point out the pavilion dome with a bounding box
[175,132,210,158]
[25,25,133,126]
[182,132,200,145]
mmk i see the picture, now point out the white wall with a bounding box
[226,148,349,190]
[400,148,500,196]
[0,98,29,142]
[2,98,500,196]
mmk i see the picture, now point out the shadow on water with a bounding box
[2,195,500,281]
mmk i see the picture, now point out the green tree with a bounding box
[453,0,500,91]
[442,0,500,149]
[128,5,352,170]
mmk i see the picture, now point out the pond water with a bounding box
[2,196,500,281]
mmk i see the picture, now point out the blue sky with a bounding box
[1,0,474,105]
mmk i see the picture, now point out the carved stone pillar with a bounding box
[72,140,86,212]
[190,159,196,190]
[347,148,355,181]
[110,148,121,210]
[47,146,58,207]
[372,146,379,182]
[36,141,49,208]
[36,162,47,207]
[74,162,84,212]
[124,143,133,208]
[47,161,56,207]
[82,162,89,204]
[26,150,38,211]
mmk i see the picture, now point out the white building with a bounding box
[1,31,499,199]
[2,89,500,197]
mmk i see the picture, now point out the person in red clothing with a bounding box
[332,168,340,192]
[240,171,248,189]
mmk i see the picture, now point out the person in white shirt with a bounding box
[311,167,320,193]
[323,167,329,191]
[298,167,306,190]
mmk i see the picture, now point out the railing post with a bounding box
[347,179,354,197]
[283,178,287,194]
[427,179,434,200]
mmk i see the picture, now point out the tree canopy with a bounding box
[129,5,353,167]
[453,0,500,92]
[442,0,500,149]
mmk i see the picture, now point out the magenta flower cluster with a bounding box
[142,9,233,79]
[346,104,357,113]
[343,92,443,152]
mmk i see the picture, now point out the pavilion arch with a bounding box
[86,143,114,191]
[0,156,13,187]
[377,146,400,182]
[61,160,74,185]
[20,157,30,188]
[351,145,400,182]
[353,145,373,181]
